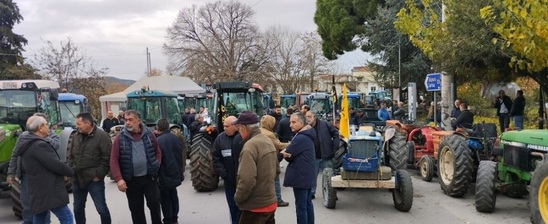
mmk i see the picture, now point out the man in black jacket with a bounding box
[452,103,474,130]
[156,119,184,224]
[277,106,295,143]
[305,111,340,198]
[510,90,526,130]
[212,116,243,224]
[494,90,512,133]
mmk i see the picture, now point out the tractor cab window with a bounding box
[309,98,330,114]
[128,97,161,124]
[59,101,81,127]
[166,97,181,124]
[281,96,296,108]
[222,91,263,116]
[39,90,60,125]
[0,90,39,128]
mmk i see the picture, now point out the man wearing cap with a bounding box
[234,111,279,223]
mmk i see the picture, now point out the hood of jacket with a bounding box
[260,115,276,132]
[14,132,44,156]
[296,125,315,140]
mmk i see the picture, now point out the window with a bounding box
[371,86,377,92]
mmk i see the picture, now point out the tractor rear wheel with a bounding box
[530,159,548,223]
[419,155,434,182]
[393,170,413,212]
[322,168,337,209]
[332,141,347,170]
[437,134,473,197]
[475,160,497,213]
[388,128,407,170]
[10,180,22,219]
[189,133,219,192]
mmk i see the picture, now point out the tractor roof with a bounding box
[59,93,87,102]
[0,80,60,90]
[127,89,178,98]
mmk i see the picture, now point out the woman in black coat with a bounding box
[20,116,74,224]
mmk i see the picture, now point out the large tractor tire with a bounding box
[322,168,337,209]
[10,180,22,219]
[437,134,473,197]
[530,159,548,223]
[419,155,434,182]
[331,141,347,170]
[475,160,497,213]
[388,128,407,170]
[189,133,219,192]
[393,170,413,212]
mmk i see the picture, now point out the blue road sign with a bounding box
[424,73,441,91]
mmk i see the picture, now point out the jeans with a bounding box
[513,115,524,130]
[33,205,73,224]
[160,187,179,224]
[312,159,332,195]
[72,177,111,224]
[238,210,275,224]
[125,176,162,224]
[21,174,51,224]
[498,113,510,133]
[275,175,282,202]
[293,188,314,224]
[224,186,240,224]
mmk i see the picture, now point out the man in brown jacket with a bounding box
[234,111,279,224]
[260,115,290,207]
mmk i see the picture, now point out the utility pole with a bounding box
[146,47,152,76]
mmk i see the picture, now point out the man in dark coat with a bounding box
[450,99,462,119]
[212,116,243,224]
[101,111,120,133]
[268,105,283,132]
[20,115,74,223]
[182,107,195,128]
[353,109,367,126]
[281,112,316,224]
[68,112,112,224]
[156,118,184,224]
[305,111,340,198]
[277,106,295,143]
[452,103,474,130]
[510,90,526,130]
[493,90,512,133]
[189,114,205,141]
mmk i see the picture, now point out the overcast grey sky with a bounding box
[13,0,369,81]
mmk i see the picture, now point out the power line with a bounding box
[251,0,266,7]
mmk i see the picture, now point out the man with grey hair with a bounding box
[234,111,279,223]
[7,113,59,224]
[189,113,205,142]
[20,115,74,223]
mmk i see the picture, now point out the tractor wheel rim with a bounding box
[440,146,454,185]
[539,176,548,221]
[420,158,427,178]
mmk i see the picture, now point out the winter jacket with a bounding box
[276,115,293,143]
[212,132,243,188]
[234,128,279,211]
[20,133,74,214]
[67,125,112,188]
[452,109,474,129]
[268,111,282,132]
[261,115,289,152]
[7,130,59,179]
[283,126,316,189]
[102,117,120,132]
[510,95,526,116]
[450,107,461,119]
[312,120,340,160]
[494,95,513,115]
[157,130,184,189]
[110,123,162,182]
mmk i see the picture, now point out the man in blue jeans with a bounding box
[510,90,526,130]
[7,113,58,224]
[305,111,339,199]
[68,112,112,224]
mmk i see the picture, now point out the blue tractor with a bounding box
[323,125,413,211]
[58,93,89,128]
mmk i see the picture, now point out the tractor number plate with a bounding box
[2,82,17,89]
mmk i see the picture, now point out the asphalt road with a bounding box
[0,160,532,224]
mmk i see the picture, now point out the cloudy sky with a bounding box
[13,0,369,81]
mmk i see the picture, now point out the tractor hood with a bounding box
[0,124,22,143]
[501,130,548,150]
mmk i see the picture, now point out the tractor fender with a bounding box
[384,126,396,142]
[58,128,76,163]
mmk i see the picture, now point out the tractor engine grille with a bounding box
[348,140,379,159]
[503,144,531,171]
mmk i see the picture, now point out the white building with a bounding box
[316,66,384,94]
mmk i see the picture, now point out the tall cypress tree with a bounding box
[0,0,31,79]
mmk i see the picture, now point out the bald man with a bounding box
[212,116,244,224]
[102,110,120,132]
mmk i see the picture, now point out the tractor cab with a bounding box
[126,88,182,130]
[305,92,332,119]
[58,93,89,128]
[212,82,264,133]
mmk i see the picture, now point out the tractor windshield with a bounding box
[128,96,181,125]
[280,96,296,108]
[59,101,82,127]
[221,92,263,117]
[0,90,58,129]
[309,98,330,114]
[348,97,361,109]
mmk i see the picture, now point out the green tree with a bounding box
[0,0,36,79]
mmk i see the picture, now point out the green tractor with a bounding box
[189,81,264,192]
[0,80,62,219]
[474,129,548,223]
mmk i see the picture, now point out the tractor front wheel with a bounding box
[475,161,497,213]
[322,168,337,209]
[332,141,347,170]
[393,170,413,212]
[530,159,548,223]
[419,155,434,182]
[189,133,219,192]
[437,134,473,197]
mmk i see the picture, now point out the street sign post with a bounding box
[424,73,441,127]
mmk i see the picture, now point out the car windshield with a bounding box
[59,101,82,127]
